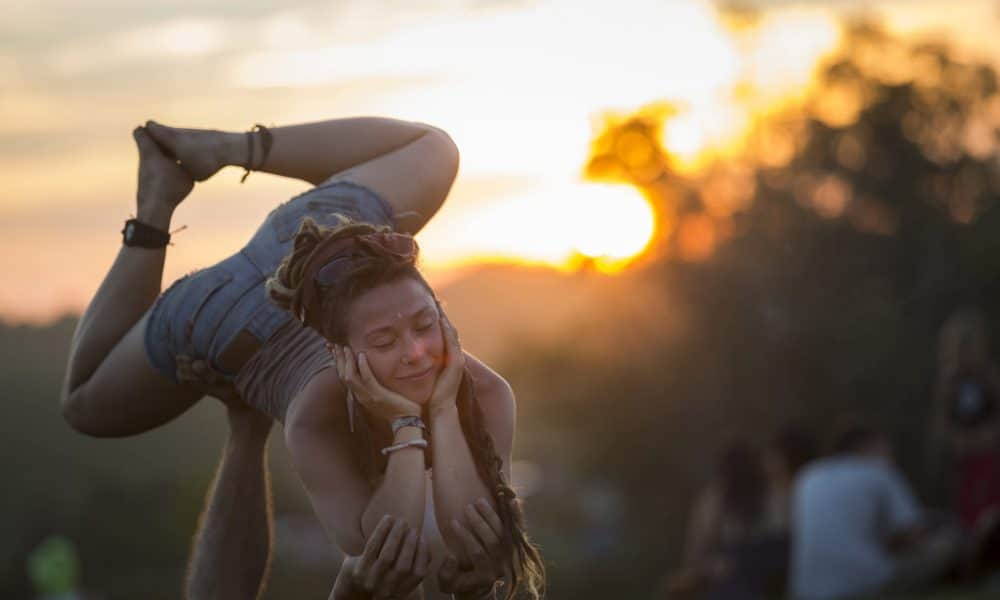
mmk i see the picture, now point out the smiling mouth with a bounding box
[398,367,435,380]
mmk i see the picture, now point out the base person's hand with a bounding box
[333,515,431,600]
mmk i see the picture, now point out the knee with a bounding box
[61,385,110,437]
[421,126,460,182]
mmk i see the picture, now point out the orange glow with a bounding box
[417,182,656,275]
[1,0,989,322]
[677,214,718,262]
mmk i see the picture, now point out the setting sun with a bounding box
[569,183,656,271]
[2,0,994,322]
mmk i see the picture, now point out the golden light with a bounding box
[569,183,657,272]
[416,181,656,274]
[4,0,976,323]
[663,114,708,163]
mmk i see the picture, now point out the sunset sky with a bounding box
[3,0,999,323]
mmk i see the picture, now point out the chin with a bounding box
[392,383,433,406]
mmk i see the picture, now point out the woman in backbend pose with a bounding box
[60,117,544,599]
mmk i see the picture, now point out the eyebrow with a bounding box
[364,306,436,339]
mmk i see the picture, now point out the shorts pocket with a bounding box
[181,268,235,356]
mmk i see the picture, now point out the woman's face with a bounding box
[344,276,444,404]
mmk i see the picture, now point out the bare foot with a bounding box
[134,126,194,221]
[144,120,242,182]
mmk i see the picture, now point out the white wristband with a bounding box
[380,438,429,456]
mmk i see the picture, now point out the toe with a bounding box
[145,120,175,143]
[143,122,179,160]
[133,126,154,150]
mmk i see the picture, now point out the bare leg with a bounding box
[61,127,201,436]
[145,117,459,234]
[186,402,274,600]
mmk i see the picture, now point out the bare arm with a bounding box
[360,427,428,538]
[285,369,427,556]
[431,355,514,556]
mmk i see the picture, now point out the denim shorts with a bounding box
[144,180,395,383]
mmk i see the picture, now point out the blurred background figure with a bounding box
[932,306,1000,533]
[668,438,789,600]
[26,535,89,600]
[764,426,819,520]
[790,422,961,600]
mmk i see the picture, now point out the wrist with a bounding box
[392,426,424,443]
[135,202,174,230]
[430,399,459,421]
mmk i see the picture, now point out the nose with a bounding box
[402,333,428,365]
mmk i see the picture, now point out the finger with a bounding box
[415,536,431,579]
[394,527,418,572]
[465,503,502,556]
[367,519,408,590]
[343,347,359,386]
[437,554,459,592]
[387,528,419,594]
[474,497,505,538]
[357,353,389,393]
[333,345,345,380]
[452,519,492,574]
[440,314,460,353]
[357,352,375,385]
[358,515,394,572]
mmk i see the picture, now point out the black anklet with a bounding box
[122,218,171,248]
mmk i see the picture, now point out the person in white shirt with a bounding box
[790,423,960,600]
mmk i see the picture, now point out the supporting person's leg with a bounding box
[145,117,459,234]
[186,401,274,600]
[61,127,202,436]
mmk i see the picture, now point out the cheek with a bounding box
[428,326,446,359]
[365,352,398,384]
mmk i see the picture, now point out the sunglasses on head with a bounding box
[312,233,418,287]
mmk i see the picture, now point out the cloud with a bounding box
[46,17,234,76]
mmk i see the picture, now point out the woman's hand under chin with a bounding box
[428,313,466,417]
[332,344,422,421]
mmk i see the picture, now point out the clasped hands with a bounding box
[335,498,509,600]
